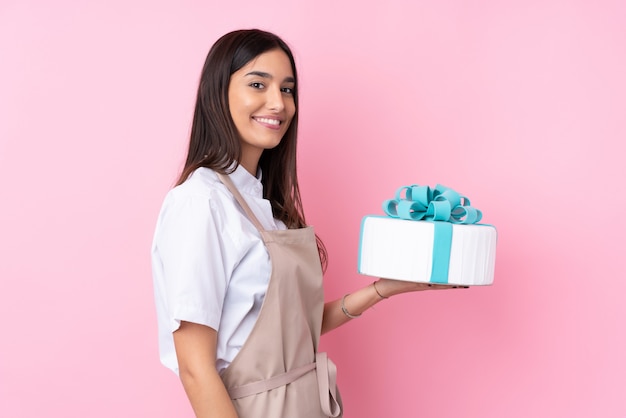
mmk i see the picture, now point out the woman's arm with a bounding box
[321,279,457,334]
[173,321,239,418]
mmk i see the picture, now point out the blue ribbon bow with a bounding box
[381,184,482,283]
[383,184,482,224]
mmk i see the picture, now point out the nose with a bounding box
[266,85,285,112]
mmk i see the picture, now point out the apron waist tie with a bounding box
[315,352,342,417]
[227,352,341,417]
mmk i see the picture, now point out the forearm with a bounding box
[179,368,238,418]
[321,279,451,334]
[321,282,383,334]
[174,321,238,418]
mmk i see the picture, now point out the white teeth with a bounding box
[255,117,280,126]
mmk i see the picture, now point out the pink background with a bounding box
[1,1,625,417]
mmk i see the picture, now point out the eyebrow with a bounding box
[244,71,295,83]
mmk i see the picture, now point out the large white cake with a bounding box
[357,184,497,286]
[358,217,497,286]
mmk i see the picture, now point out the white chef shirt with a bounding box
[151,165,286,375]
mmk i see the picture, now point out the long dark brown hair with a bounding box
[177,29,327,269]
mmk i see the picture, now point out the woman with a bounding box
[152,28,453,418]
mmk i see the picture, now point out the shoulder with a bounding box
[154,168,229,238]
[155,168,256,244]
[160,168,233,214]
[167,168,221,201]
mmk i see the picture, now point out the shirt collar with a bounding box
[228,164,264,198]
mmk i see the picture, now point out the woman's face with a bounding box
[228,48,296,172]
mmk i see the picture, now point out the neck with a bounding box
[239,146,262,177]
[239,159,258,177]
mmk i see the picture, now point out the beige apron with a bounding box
[217,173,342,418]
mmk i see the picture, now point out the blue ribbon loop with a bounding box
[382,184,482,284]
[383,184,482,224]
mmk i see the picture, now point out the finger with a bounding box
[427,284,469,289]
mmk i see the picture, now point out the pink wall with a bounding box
[1,1,624,417]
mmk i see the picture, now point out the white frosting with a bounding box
[358,217,497,285]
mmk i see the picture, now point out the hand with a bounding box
[375,278,468,298]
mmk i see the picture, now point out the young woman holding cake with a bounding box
[151,29,456,418]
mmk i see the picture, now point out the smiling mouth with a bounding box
[254,117,281,126]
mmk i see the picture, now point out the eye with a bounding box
[281,87,295,95]
[249,82,265,89]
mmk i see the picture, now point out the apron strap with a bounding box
[227,362,315,400]
[216,172,266,234]
[226,352,341,417]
